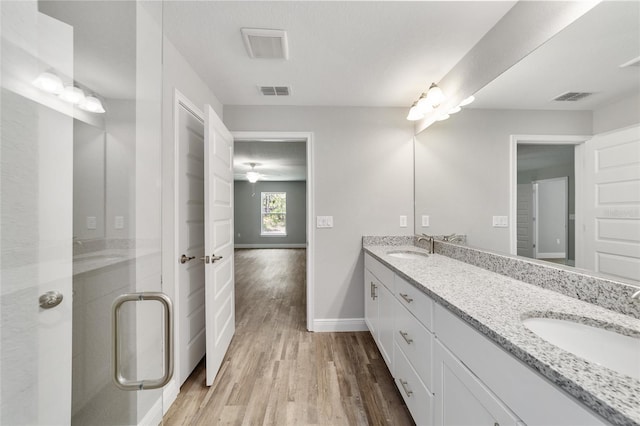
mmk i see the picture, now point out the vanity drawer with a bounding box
[365,253,394,292]
[394,341,433,426]
[396,276,433,331]
[395,301,433,391]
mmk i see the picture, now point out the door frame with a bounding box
[533,176,569,260]
[509,134,590,257]
[232,131,315,332]
[169,89,205,403]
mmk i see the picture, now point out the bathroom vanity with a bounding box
[363,237,640,426]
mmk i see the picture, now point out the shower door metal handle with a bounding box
[112,292,174,391]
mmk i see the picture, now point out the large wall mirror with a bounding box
[415,1,640,283]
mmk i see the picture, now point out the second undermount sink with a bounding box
[387,250,429,260]
[522,316,640,380]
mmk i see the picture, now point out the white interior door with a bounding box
[583,125,640,282]
[177,104,206,385]
[204,104,235,386]
[516,183,535,258]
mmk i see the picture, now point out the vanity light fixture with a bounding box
[59,85,86,104]
[459,95,475,107]
[32,71,64,94]
[407,82,446,121]
[406,102,425,121]
[247,163,260,183]
[448,105,461,114]
[425,83,445,107]
[78,95,106,113]
[436,113,450,121]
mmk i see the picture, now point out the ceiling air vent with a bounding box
[241,28,289,60]
[259,86,291,96]
[553,92,593,102]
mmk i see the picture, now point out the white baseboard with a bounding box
[313,318,368,332]
[235,243,307,249]
[138,396,163,426]
[537,252,566,259]
[162,379,180,415]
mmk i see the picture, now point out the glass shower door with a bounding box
[0,1,167,424]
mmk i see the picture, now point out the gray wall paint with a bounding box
[224,106,414,321]
[415,108,591,254]
[235,181,307,246]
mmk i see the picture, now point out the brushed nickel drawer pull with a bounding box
[371,281,377,300]
[399,330,413,344]
[399,293,413,303]
[399,379,413,397]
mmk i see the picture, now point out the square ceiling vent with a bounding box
[241,28,289,60]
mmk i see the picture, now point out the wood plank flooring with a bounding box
[163,248,414,426]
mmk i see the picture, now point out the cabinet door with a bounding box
[364,269,378,337]
[434,341,523,426]
[377,282,395,370]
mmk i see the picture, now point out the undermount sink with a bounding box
[387,250,429,260]
[522,316,640,380]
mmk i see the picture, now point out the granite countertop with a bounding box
[364,244,640,426]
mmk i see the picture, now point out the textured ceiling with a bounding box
[472,1,640,111]
[163,1,515,107]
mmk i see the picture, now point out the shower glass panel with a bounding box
[0,1,165,425]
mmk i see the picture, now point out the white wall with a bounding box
[224,106,414,322]
[593,92,640,134]
[234,181,306,247]
[161,36,223,307]
[415,108,591,254]
[160,36,224,406]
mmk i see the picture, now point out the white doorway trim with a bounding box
[232,131,315,332]
[168,89,205,407]
[509,134,591,257]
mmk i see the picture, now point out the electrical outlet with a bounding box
[492,216,508,228]
[421,215,430,227]
[86,216,96,230]
[115,216,124,229]
[400,215,407,228]
[317,216,334,228]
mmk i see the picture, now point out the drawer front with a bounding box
[365,253,394,292]
[395,302,433,391]
[394,341,433,426]
[396,276,433,331]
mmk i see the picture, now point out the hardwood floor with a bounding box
[163,248,413,426]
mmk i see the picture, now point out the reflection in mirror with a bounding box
[414,1,640,282]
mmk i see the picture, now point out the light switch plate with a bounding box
[317,216,333,228]
[86,216,97,230]
[492,216,508,228]
[115,216,124,229]
[400,215,407,228]
[421,215,430,227]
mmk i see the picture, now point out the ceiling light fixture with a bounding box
[436,113,450,121]
[247,163,260,183]
[448,105,461,114]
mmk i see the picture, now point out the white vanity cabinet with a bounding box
[364,254,395,371]
[433,339,523,426]
[363,251,609,426]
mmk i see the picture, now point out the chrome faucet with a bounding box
[632,289,640,301]
[416,234,434,254]
[442,233,464,243]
